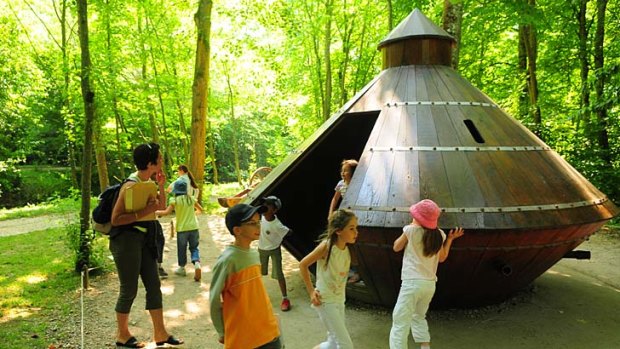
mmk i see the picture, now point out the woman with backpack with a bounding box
[108,143,183,348]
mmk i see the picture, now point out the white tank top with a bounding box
[316,242,351,303]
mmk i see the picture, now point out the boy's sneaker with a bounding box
[194,262,202,282]
[280,298,291,311]
[174,267,186,276]
[158,267,169,279]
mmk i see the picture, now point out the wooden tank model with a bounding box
[245,9,619,307]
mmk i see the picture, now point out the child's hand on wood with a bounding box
[448,227,464,240]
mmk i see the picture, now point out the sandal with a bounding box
[155,335,184,346]
[115,336,145,348]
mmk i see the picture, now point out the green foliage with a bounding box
[0,166,74,209]
[0,159,23,207]
[0,228,82,347]
[64,223,111,273]
[200,182,246,214]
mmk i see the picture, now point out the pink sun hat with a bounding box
[409,199,441,229]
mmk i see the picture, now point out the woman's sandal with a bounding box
[115,336,145,348]
[155,335,184,346]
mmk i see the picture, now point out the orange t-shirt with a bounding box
[210,245,279,348]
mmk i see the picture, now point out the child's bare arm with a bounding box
[439,227,464,262]
[328,191,342,219]
[393,231,408,252]
[155,204,174,217]
[299,242,328,306]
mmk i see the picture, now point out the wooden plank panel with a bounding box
[539,150,608,201]
[386,108,420,227]
[509,152,569,225]
[354,151,394,226]
[348,68,397,113]
[415,70,454,213]
[431,66,504,147]
[419,152,454,213]
[467,152,519,227]
[352,228,402,305]
[441,152,486,227]
[363,104,405,226]
[432,67,537,147]
[345,67,405,212]
[484,151,557,226]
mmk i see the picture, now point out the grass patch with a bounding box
[0,226,112,347]
[201,182,245,214]
[0,196,84,222]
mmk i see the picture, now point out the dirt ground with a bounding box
[51,214,619,349]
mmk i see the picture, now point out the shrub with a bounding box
[0,158,23,208]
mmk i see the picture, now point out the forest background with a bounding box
[0,0,618,216]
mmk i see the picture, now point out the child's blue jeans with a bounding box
[177,229,200,267]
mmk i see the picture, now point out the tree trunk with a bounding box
[520,0,542,136]
[149,109,159,143]
[113,96,126,179]
[517,25,529,120]
[94,130,109,190]
[173,66,190,162]
[150,53,172,170]
[76,0,95,272]
[386,0,393,31]
[442,0,463,70]
[337,2,353,107]
[575,0,591,130]
[190,0,213,201]
[593,0,611,164]
[322,0,333,121]
[225,67,242,186]
[57,0,79,188]
[207,119,219,184]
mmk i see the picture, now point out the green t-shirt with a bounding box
[170,195,199,232]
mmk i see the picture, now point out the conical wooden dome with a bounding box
[246,9,619,307]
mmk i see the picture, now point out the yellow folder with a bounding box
[124,181,158,221]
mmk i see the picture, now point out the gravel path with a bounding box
[0,213,75,237]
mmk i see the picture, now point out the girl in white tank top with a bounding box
[300,209,359,349]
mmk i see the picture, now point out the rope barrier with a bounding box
[80,269,84,349]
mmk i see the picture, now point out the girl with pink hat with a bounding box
[389,199,464,349]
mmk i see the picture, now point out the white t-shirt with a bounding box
[334,179,348,194]
[401,224,446,281]
[258,216,290,251]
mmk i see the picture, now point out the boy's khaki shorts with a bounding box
[258,247,285,280]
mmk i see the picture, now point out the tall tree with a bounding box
[322,0,334,120]
[190,0,213,199]
[55,0,80,187]
[76,0,95,272]
[442,0,463,70]
[574,0,591,130]
[518,0,542,136]
[224,66,242,185]
[592,0,610,164]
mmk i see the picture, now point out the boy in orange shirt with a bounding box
[209,203,282,348]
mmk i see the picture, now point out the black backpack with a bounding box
[92,179,134,234]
